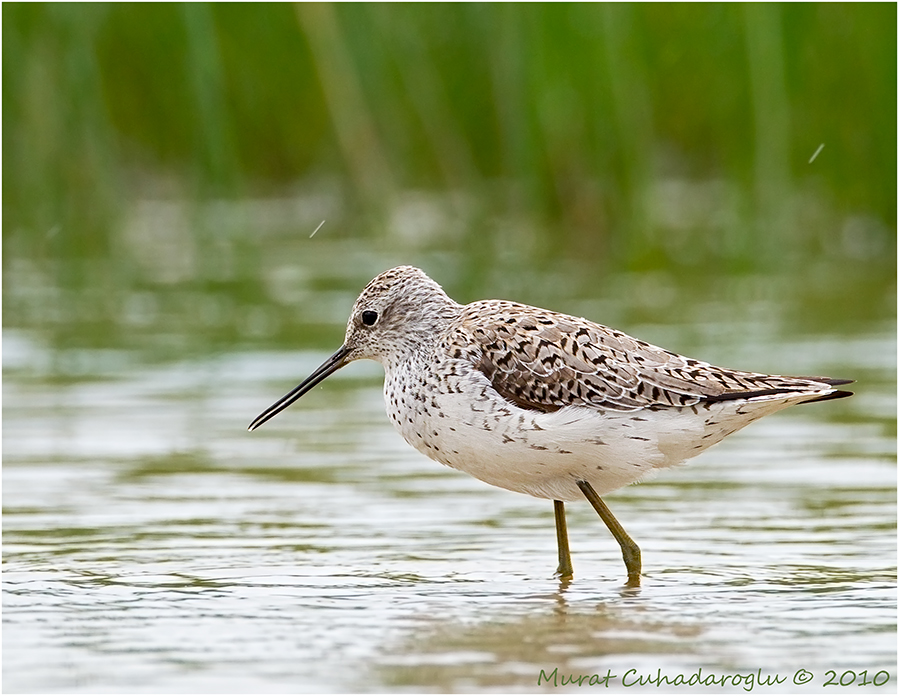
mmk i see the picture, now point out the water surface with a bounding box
[3,294,894,692]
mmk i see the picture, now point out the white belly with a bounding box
[383,359,801,501]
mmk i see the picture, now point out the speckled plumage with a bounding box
[249,265,852,580]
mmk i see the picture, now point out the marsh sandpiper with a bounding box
[249,266,852,585]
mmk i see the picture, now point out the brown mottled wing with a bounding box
[451,301,848,413]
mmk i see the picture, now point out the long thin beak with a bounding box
[248,345,351,431]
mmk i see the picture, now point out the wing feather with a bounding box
[447,301,848,413]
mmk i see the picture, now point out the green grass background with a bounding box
[3,3,895,354]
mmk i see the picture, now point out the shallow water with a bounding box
[3,296,895,693]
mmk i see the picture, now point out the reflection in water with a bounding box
[3,281,896,691]
[377,598,702,691]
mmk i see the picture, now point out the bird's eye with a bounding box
[361,310,378,326]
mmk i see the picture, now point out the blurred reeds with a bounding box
[2,3,896,353]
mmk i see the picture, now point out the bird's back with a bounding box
[444,299,851,413]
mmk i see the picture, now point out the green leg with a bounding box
[576,480,641,585]
[553,500,574,579]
